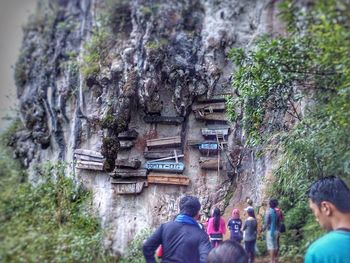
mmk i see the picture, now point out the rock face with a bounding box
[13,0,285,254]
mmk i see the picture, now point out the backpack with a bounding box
[275,208,286,233]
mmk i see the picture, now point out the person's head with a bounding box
[207,240,248,263]
[246,198,253,206]
[247,207,255,218]
[269,199,278,209]
[232,208,240,219]
[179,196,201,218]
[307,176,350,230]
[212,207,221,231]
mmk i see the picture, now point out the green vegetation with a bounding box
[81,29,110,77]
[0,137,111,262]
[119,228,155,263]
[228,0,350,258]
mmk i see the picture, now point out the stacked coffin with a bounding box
[144,136,189,186]
[110,159,148,195]
[191,98,231,171]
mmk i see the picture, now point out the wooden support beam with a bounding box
[144,115,185,125]
[147,173,190,186]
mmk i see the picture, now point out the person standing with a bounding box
[227,208,243,243]
[243,208,257,263]
[305,176,350,263]
[264,199,280,263]
[207,207,226,248]
[143,196,211,263]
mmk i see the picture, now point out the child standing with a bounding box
[227,208,243,243]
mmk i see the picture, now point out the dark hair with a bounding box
[308,176,350,213]
[207,240,248,263]
[247,208,256,218]
[179,196,201,217]
[269,199,278,209]
[213,208,221,231]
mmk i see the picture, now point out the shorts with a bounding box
[245,240,256,254]
[266,231,279,250]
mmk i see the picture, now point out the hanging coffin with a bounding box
[111,180,147,195]
[147,173,190,186]
[144,161,185,172]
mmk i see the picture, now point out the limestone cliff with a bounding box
[13,0,285,254]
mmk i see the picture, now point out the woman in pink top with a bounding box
[207,207,226,247]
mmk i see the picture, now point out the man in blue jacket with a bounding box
[143,195,212,263]
[305,176,350,263]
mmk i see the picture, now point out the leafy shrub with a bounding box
[0,153,110,262]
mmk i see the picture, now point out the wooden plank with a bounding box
[201,128,229,137]
[144,115,184,125]
[192,102,225,112]
[110,169,147,178]
[74,149,103,159]
[118,129,138,140]
[144,148,183,159]
[146,136,181,148]
[199,157,223,170]
[148,173,190,186]
[75,154,105,163]
[115,159,141,169]
[111,180,146,194]
[195,112,228,122]
[144,161,185,172]
[120,141,134,149]
[76,160,104,171]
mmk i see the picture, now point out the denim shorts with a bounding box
[266,231,279,250]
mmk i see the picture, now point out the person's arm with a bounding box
[143,225,163,263]
[198,232,212,263]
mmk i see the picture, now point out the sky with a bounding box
[0,0,37,131]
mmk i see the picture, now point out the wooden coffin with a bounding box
[75,154,105,163]
[195,112,228,122]
[144,115,184,125]
[147,173,190,186]
[201,128,229,137]
[146,136,181,148]
[76,160,104,171]
[115,159,141,169]
[120,140,134,149]
[144,161,185,172]
[192,102,226,112]
[118,129,138,140]
[196,93,230,103]
[199,143,219,155]
[199,157,223,170]
[144,148,183,159]
[110,169,147,179]
[74,149,103,159]
[111,180,146,195]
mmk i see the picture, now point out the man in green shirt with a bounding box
[305,176,350,263]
